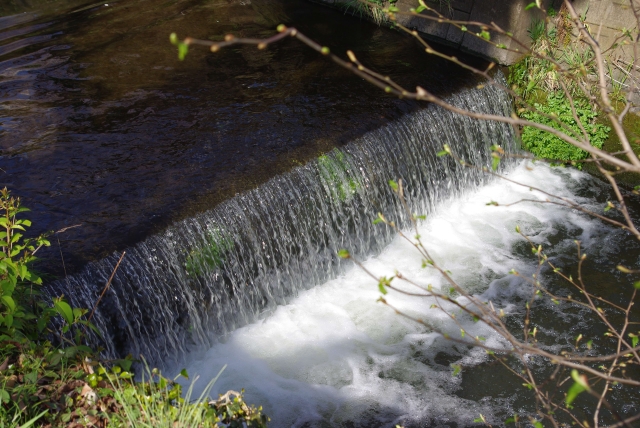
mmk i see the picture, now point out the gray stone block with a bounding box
[451,0,475,14]
[447,10,471,45]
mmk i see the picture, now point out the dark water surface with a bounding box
[0,0,483,275]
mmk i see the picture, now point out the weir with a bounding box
[50,76,516,366]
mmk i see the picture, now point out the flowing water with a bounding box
[178,161,640,427]
[49,74,640,425]
[0,0,485,275]
[3,0,640,426]
[52,80,516,365]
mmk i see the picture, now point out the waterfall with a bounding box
[50,77,516,366]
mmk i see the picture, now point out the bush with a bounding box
[520,93,610,168]
[0,188,268,427]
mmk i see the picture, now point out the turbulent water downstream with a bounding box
[179,162,628,427]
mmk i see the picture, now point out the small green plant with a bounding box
[107,365,268,428]
[0,188,93,346]
[317,151,360,202]
[0,187,51,342]
[520,93,610,168]
[527,18,546,44]
[0,189,268,426]
[339,0,388,25]
[185,228,234,277]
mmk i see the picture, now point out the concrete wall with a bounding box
[389,0,554,65]
[315,0,639,66]
[574,0,639,61]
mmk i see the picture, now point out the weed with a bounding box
[318,151,360,202]
[185,228,234,277]
[520,93,610,167]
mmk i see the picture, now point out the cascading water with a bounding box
[181,162,632,427]
[49,75,516,366]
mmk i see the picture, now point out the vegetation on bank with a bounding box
[507,7,611,168]
[0,188,268,427]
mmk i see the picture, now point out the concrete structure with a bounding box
[315,0,639,66]
[389,0,553,64]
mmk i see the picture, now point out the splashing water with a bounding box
[178,163,622,427]
[50,76,516,366]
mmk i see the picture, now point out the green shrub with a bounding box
[520,93,610,168]
[0,188,268,426]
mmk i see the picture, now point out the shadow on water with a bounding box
[0,0,486,276]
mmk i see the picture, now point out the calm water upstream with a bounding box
[0,0,484,275]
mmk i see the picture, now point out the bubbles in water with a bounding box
[181,162,612,427]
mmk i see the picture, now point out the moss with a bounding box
[583,110,640,188]
[185,228,234,277]
[317,151,360,202]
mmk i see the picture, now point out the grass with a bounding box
[0,188,268,427]
[0,343,268,427]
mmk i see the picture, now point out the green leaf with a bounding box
[337,249,350,259]
[378,281,388,295]
[533,422,543,428]
[4,314,13,328]
[37,315,49,333]
[566,369,589,408]
[115,358,134,372]
[526,79,536,92]
[24,370,38,384]
[415,5,426,13]
[20,411,49,428]
[178,42,189,61]
[1,295,15,312]
[388,180,398,192]
[47,351,63,367]
[72,307,86,320]
[473,415,486,423]
[479,30,491,40]
[180,368,189,379]
[0,389,9,404]
[53,300,74,325]
[451,364,461,376]
[491,155,500,171]
[525,2,537,10]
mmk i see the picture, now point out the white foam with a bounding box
[178,162,607,427]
